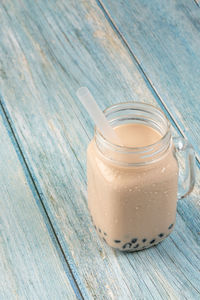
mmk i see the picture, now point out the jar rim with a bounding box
[94,102,171,154]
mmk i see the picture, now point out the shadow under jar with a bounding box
[87,103,195,252]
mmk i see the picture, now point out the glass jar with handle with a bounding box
[87,103,196,251]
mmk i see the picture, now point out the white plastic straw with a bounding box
[76,87,121,145]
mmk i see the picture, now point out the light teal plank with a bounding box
[0,112,78,299]
[98,0,200,162]
[194,0,200,7]
[0,0,199,299]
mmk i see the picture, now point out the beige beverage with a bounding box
[87,103,195,251]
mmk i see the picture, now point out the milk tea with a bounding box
[87,123,178,251]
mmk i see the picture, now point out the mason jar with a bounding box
[87,103,195,251]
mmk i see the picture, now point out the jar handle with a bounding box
[173,137,196,200]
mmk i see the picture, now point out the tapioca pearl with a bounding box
[98,228,101,233]
[114,240,121,243]
[158,233,164,238]
[142,238,147,243]
[122,242,132,249]
[134,243,139,249]
[141,245,147,249]
[150,239,156,244]
[104,232,107,236]
[131,238,137,244]
[103,237,106,243]
[168,223,174,230]
[94,225,97,230]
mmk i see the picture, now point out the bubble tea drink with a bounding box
[87,103,195,251]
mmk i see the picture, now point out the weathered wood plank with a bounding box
[0,0,199,299]
[0,110,78,299]
[98,0,200,161]
[194,0,200,7]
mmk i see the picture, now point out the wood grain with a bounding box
[99,0,200,161]
[194,0,200,7]
[0,109,78,299]
[0,0,199,299]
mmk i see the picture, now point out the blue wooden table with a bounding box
[0,0,199,299]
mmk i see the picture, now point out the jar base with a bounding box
[91,215,175,252]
